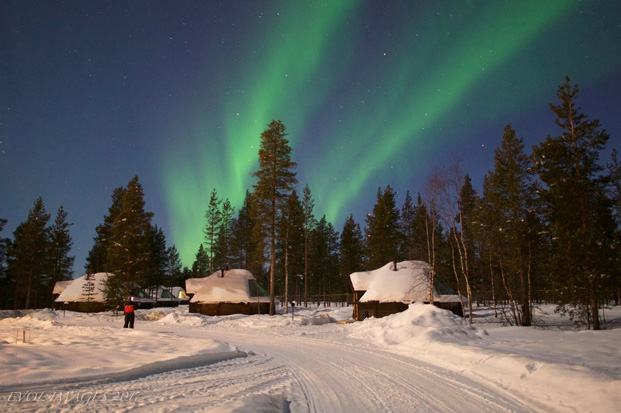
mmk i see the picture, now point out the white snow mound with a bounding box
[157,312,205,326]
[351,303,486,346]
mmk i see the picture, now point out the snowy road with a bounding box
[2,328,550,412]
[202,330,546,413]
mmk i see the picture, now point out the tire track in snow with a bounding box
[0,355,303,413]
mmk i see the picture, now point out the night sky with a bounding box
[2,1,620,274]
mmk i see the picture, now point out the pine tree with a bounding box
[85,187,125,273]
[532,77,615,329]
[339,214,365,280]
[277,190,304,312]
[326,221,340,296]
[365,185,401,269]
[301,185,315,306]
[8,197,51,309]
[204,189,221,273]
[252,120,297,315]
[309,216,331,300]
[106,176,154,305]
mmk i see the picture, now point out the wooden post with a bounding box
[23,330,26,344]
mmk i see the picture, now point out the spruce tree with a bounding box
[191,244,210,277]
[85,187,125,273]
[8,197,50,309]
[230,191,254,270]
[399,191,416,260]
[166,244,183,286]
[339,214,365,280]
[48,206,75,295]
[365,185,401,269]
[106,176,153,304]
[252,120,297,315]
[532,77,614,329]
[146,225,168,291]
[409,193,431,262]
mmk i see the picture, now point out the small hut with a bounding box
[53,273,157,312]
[144,286,182,307]
[54,272,111,312]
[188,269,271,316]
[349,261,464,321]
[171,286,190,303]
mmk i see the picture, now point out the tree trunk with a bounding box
[284,227,289,314]
[269,197,276,316]
[304,231,308,307]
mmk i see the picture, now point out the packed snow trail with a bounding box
[1,326,551,412]
[204,330,547,413]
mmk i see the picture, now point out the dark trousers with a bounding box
[123,312,135,328]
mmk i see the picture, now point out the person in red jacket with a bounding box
[123,298,136,329]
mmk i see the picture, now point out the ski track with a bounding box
[1,326,555,412]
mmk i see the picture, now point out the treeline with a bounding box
[0,200,74,309]
[181,77,620,328]
[0,77,619,328]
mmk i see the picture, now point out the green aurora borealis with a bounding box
[2,1,620,271]
[160,0,621,266]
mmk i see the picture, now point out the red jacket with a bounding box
[124,305,135,314]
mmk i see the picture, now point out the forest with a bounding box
[1,78,619,329]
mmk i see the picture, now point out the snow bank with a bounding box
[349,303,620,413]
[351,302,484,345]
[157,312,205,326]
[0,309,237,388]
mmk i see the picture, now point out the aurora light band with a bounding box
[159,1,602,266]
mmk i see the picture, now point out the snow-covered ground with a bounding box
[0,303,619,412]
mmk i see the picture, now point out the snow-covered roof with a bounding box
[54,273,111,303]
[351,261,439,303]
[52,280,73,295]
[185,278,204,295]
[349,271,375,292]
[189,269,270,304]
